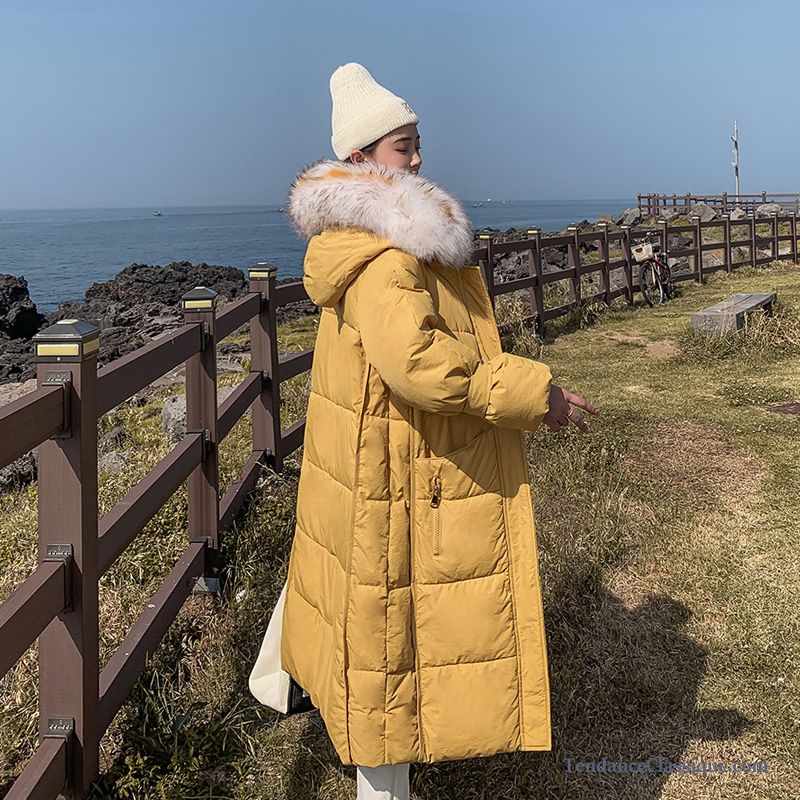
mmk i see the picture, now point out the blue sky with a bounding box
[1,0,798,209]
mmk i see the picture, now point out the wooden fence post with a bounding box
[791,212,798,264]
[692,215,703,283]
[722,192,728,213]
[658,217,669,272]
[567,226,581,306]
[721,213,731,272]
[248,264,283,473]
[33,319,100,799]
[771,212,779,260]
[526,229,545,337]
[620,225,634,304]
[478,233,496,311]
[749,210,758,268]
[597,221,611,306]
[181,287,220,591]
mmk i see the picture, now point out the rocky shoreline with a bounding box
[0,200,778,389]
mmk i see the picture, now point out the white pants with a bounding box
[356,763,410,800]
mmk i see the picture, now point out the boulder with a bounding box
[614,207,642,226]
[756,202,783,218]
[99,451,129,474]
[0,451,37,489]
[0,338,36,384]
[689,203,717,223]
[161,394,188,443]
[0,275,46,340]
[729,207,748,221]
[160,385,236,443]
[0,260,320,387]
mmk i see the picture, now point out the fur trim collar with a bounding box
[287,158,475,268]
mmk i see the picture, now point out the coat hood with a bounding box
[287,158,476,307]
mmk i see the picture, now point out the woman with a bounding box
[250,62,597,800]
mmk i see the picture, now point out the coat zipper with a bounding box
[430,475,442,556]
[409,408,427,761]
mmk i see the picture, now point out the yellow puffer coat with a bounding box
[277,158,553,767]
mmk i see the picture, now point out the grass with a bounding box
[2,262,800,799]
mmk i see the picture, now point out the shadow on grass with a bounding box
[406,578,754,800]
[84,445,754,800]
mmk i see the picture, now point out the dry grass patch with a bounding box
[622,421,765,510]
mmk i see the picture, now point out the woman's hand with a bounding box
[543,384,599,434]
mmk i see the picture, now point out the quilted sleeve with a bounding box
[355,248,553,431]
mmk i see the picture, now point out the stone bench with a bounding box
[691,292,776,334]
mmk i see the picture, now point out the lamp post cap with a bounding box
[248,264,278,279]
[181,285,218,311]
[34,319,100,341]
[33,319,100,362]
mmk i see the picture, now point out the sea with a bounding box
[0,200,630,313]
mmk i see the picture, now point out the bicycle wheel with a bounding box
[639,261,663,307]
[661,262,676,299]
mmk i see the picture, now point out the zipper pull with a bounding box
[430,475,442,507]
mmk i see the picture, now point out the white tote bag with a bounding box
[249,578,315,715]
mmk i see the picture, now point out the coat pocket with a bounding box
[413,426,507,583]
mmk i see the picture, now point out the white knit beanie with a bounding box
[330,62,419,160]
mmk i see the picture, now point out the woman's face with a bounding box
[350,123,421,174]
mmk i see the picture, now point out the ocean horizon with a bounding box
[0,199,631,312]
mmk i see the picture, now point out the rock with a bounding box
[99,451,129,474]
[0,275,47,340]
[703,252,725,270]
[729,207,748,221]
[0,378,37,407]
[160,386,236,442]
[161,395,188,443]
[99,425,127,452]
[614,207,642,226]
[30,261,314,386]
[659,208,679,222]
[756,202,783,218]
[689,203,717,223]
[0,338,36,385]
[543,248,568,271]
[217,357,245,374]
[0,450,37,489]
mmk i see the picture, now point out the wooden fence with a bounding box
[0,266,312,799]
[638,192,800,216]
[1,210,796,797]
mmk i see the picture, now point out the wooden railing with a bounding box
[476,211,798,336]
[0,265,313,800]
[1,212,795,796]
[638,192,800,215]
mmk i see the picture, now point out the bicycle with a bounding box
[631,233,676,307]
